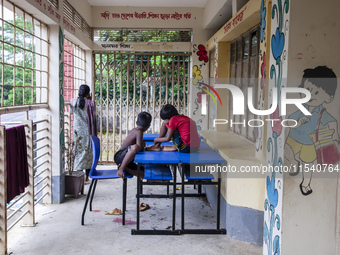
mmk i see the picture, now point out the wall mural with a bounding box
[285,66,340,195]
[192,44,209,130]
[256,51,266,151]
[264,0,289,255]
[256,0,268,152]
[59,26,65,174]
[214,39,218,85]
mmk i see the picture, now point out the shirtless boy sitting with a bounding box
[114,112,152,179]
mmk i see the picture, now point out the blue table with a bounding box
[144,141,174,147]
[135,150,179,164]
[132,142,226,235]
[132,150,180,235]
[143,133,204,141]
[142,133,160,141]
[177,142,225,164]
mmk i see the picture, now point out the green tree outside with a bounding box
[1,13,37,106]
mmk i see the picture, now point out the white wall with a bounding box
[91,6,204,29]
[282,0,340,254]
[67,0,93,26]
[203,0,231,29]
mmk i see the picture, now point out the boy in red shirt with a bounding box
[149,104,200,153]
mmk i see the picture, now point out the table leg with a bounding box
[131,163,181,235]
[123,178,127,225]
[172,164,177,231]
[217,170,221,230]
[136,164,140,230]
[181,164,185,231]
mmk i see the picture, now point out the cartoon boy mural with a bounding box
[285,66,340,196]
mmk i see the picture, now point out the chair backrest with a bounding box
[90,135,100,175]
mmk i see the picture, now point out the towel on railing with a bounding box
[6,125,29,202]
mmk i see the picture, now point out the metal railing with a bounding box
[0,115,52,254]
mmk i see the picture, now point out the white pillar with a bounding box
[46,25,65,203]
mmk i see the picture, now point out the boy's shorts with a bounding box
[114,146,144,171]
[171,130,199,153]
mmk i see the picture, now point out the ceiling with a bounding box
[86,0,208,8]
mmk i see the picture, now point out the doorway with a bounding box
[93,52,190,162]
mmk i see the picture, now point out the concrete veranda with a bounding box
[8,172,262,255]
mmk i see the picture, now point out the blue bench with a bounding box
[143,164,173,180]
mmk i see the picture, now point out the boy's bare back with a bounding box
[119,128,144,151]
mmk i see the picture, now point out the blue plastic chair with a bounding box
[81,135,133,225]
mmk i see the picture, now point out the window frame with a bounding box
[63,37,87,102]
[229,26,260,142]
[0,0,49,107]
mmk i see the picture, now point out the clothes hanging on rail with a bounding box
[6,125,29,202]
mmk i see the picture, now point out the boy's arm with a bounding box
[158,120,169,138]
[135,131,145,152]
[154,128,175,143]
